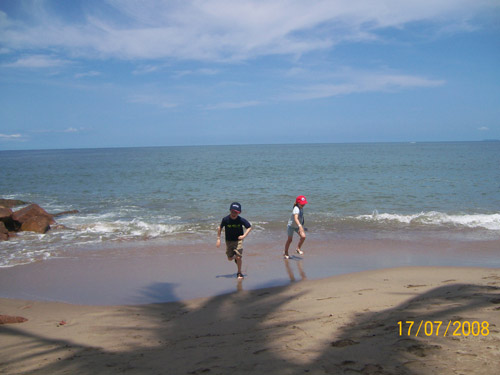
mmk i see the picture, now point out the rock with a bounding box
[0,199,28,208]
[0,202,71,238]
[0,221,8,241]
[1,217,20,232]
[0,207,18,233]
[0,207,13,219]
[12,204,55,226]
[20,216,52,234]
[0,315,28,324]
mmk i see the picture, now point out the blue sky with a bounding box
[1,0,499,150]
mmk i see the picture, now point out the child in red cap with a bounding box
[283,195,308,259]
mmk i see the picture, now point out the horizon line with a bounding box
[1,139,499,152]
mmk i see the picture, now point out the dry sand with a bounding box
[1,266,499,374]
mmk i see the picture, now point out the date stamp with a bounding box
[397,320,490,337]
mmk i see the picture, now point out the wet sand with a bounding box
[1,266,499,374]
[0,237,499,305]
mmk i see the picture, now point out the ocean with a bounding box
[1,142,500,268]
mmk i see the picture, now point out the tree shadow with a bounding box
[135,281,180,303]
[1,280,499,374]
[313,283,500,374]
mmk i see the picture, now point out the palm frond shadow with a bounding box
[1,281,499,374]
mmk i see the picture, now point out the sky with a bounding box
[0,0,499,150]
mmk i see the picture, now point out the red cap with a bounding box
[296,195,308,205]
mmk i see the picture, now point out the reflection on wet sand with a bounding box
[284,258,307,282]
[236,278,243,292]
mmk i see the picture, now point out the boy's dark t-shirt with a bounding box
[220,215,251,241]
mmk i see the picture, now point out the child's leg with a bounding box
[235,255,242,274]
[284,236,293,255]
[284,225,294,256]
[233,240,244,278]
[297,231,306,252]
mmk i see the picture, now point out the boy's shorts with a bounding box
[287,225,299,237]
[226,240,244,258]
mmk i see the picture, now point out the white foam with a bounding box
[76,218,182,240]
[0,248,53,268]
[356,211,500,230]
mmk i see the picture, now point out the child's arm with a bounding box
[238,226,252,240]
[216,226,222,247]
[294,214,305,236]
[293,214,303,228]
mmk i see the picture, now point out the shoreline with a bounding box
[1,266,499,374]
[1,237,500,305]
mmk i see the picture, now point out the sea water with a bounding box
[1,142,500,267]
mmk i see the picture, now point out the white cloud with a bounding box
[203,100,261,110]
[31,127,85,134]
[0,1,496,62]
[173,68,219,78]
[132,65,161,75]
[128,94,178,109]
[284,72,445,100]
[0,133,22,139]
[75,70,101,78]
[2,54,70,68]
[478,126,489,131]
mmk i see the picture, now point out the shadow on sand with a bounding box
[1,280,499,374]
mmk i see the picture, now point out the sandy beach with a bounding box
[1,266,499,375]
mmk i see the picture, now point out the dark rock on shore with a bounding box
[0,207,19,232]
[0,315,28,324]
[21,216,52,234]
[0,200,75,240]
[0,221,8,241]
[0,207,13,218]
[12,204,55,226]
[11,204,55,235]
[0,199,28,208]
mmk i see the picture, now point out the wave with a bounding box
[2,209,499,268]
[352,211,500,231]
[0,216,207,268]
[78,219,182,239]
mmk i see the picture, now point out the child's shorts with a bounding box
[287,225,299,237]
[226,240,244,258]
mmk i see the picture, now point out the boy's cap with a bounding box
[230,202,242,213]
[296,195,308,205]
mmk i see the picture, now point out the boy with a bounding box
[216,202,252,279]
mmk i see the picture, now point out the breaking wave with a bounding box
[353,211,500,231]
